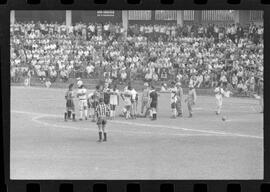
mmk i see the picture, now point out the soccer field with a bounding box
[10,86,263,180]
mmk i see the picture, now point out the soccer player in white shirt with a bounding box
[77,84,88,120]
[76,77,83,89]
[121,86,132,119]
[130,87,138,119]
[214,82,230,115]
[109,85,120,119]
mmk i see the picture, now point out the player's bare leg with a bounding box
[176,102,183,117]
[149,108,153,119]
[216,98,222,115]
[125,106,131,119]
[98,125,103,142]
[110,108,113,119]
[92,111,97,122]
[188,102,193,118]
[102,125,107,142]
[141,101,146,115]
[134,103,137,119]
[72,112,76,121]
[151,108,157,120]
[84,107,88,120]
[144,107,150,118]
[79,109,83,120]
[64,112,68,121]
[171,109,177,119]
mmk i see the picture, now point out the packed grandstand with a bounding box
[10,13,263,96]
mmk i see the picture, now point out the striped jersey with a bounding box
[96,103,110,118]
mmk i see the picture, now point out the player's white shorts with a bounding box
[79,99,87,110]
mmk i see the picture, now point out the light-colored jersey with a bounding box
[142,88,150,101]
[214,87,225,99]
[77,88,87,100]
[131,89,138,102]
[122,90,132,106]
[110,89,119,105]
[77,80,83,88]
[88,93,94,102]
[170,87,178,103]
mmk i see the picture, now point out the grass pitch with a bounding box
[11,86,263,179]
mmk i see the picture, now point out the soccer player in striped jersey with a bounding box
[77,84,88,120]
[96,98,110,142]
[141,82,150,117]
[91,85,102,122]
[65,83,76,121]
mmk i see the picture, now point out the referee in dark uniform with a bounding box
[96,98,110,142]
[149,85,158,120]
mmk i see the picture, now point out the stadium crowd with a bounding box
[10,21,263,95]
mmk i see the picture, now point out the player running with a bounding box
[185,83,197,118]
[96,98,111,142]
[149,85,158,120]
[77,83,88,120]
[109,84,120,119]
[64,83,76,121]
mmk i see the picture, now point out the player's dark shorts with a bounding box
[66,100,75,111]
[150,102,157,108]
[97,117,107,125]
[104,99,110,105]
[171,102,176,109]
[110,104,116,110]
[125,105,131,111]
[92,101,99,109]
[87,100,91,108]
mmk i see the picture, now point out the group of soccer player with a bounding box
[64,77,263,142]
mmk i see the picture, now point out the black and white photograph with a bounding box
[10,10,263,180]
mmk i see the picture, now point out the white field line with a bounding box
[31,115,214,137]
[11,110,263,139]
